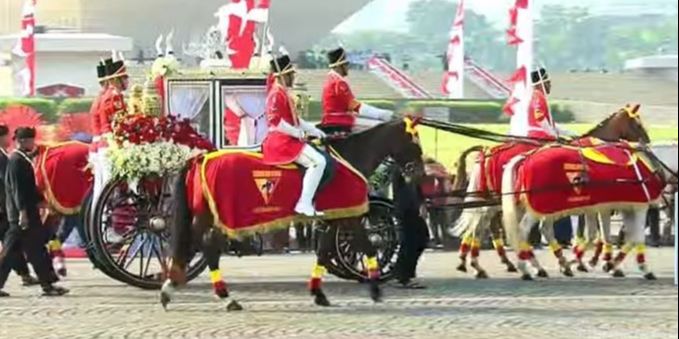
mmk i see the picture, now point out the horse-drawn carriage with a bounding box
[69,69,402,289]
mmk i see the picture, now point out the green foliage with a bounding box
[57,98,95,114]
[0,97,58,122]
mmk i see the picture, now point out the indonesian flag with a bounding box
[503,0,533,137]
[442,0,465,99]
[13,0,37,97]
[215,0,271,69]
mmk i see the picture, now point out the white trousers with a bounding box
[90,147,111,210]
[294,144,327,208]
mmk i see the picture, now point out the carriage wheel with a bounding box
[81,190,127,280]
[89,178,207,290]
[312,221,355,280]
[334,198,400,282]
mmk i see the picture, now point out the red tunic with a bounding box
[527,89,556,140]
[321,71,360,127]
[262,84,305,165]
[90,87,105,136]
[98,87,127,134]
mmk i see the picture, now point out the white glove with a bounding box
[275,120,304,139]
[359,103,393,121]
[299,119,327,139]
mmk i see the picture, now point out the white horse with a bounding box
[582,142,678,272]
[501,148,662,281]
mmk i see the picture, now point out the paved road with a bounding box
[1,249,677,339]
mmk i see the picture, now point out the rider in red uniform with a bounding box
[89,61,108,150]
[262,55,327,217]
[526,68,576,140]
[320,47,392,135]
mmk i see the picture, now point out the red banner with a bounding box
[516,143,664,218]
[187,149,369,238]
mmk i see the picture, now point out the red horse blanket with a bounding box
[516,142,664,218]
[187,148,369,238]
[481,141,540,195]
[35,141,93,215]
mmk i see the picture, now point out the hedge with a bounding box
[0,97,59,122]
[58,98,95,115]
[0,96,575,124]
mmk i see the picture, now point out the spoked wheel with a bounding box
[89,178,207,290]
[333,198,400,282]
[314,222,356,280]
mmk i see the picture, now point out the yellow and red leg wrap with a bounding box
[470,239,481,258]
[459,234,473,258]
[518,242,533,261]
[365,256,380,281]
[603,243,613,262]
[492,238,507,258]
[593,240,603,258]
[47,239,64,257]
[309,264,326,291]
[572,237,586,260]
[614,244,634,264]
[210,269,228,297]
[548,240,563,258]
[635,244,646,265]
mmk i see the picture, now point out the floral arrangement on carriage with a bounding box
[106,114,214,184]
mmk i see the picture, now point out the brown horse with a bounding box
[160,118,424,311]
[451,104,650,279]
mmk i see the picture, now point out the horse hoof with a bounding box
[589,259,599,268]
[561,268,574,278]
[314,292,331,307]
[369,283,383,303]
[521,274,533,281]
[506,263,518,273]
[602,263,614,273]
[612,270,625,278]
[456,263,467,273]
[57,268,67,277]
[537,269,549,278]
[226,300,243,312]
[160,292,171,311]
[644,272,657,281]
[475,271,489,279]
[576,263,589,273]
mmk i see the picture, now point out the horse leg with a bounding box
[516,214,539,281]
[626,209,656,280]
[542,219,572,277]
[598,212,615,272]
[527,220,548,279]
[573,214,598,272]
[609,209,647,278]
[349,219,382,303]
[44,212,67,277]
[456,231,473,273]
[490,212,517,273]
[203,227,242,311]
[469,235,488,279]
[309,223,333,307]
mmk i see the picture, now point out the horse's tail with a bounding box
[170,161,193,284]
[449,146,486,238]
[452,145,485,191]
[502,155,525,253]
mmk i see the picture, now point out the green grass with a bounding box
[419,124,678,169]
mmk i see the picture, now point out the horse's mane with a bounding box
[582,110,619,137]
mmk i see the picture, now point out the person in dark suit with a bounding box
[0,124,38,287]
[392,170,429,289]
[0,127,68,297]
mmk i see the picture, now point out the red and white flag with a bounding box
[13,0,37,96]
[442,0,465,98]
[503,0,533,136]
[215,0,271,69]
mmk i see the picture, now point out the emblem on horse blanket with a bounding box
[186,148,369,238]
[35,141,93,215]
[515,143,663,218]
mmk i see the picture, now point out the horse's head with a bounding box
[586,103,650,144]
[387,117,425,181]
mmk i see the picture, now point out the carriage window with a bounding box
[221,87,268,146]
[167,83,211,136]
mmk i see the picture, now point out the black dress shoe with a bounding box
[41,285,69,297]
[0,290,10,297]
[21,275,40,286]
